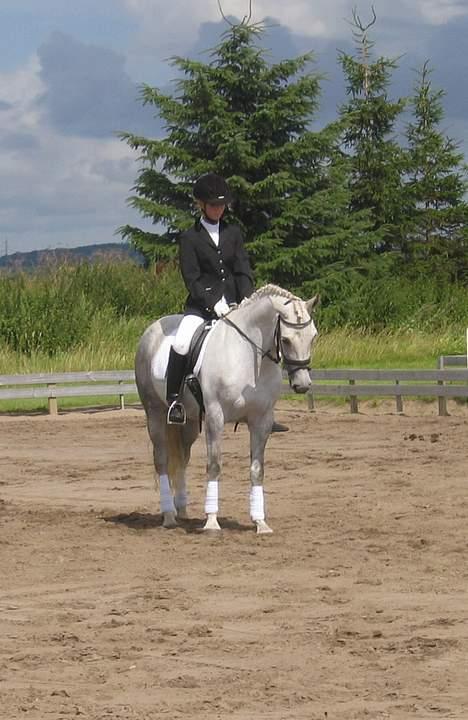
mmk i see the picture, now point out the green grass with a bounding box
[0,315,147,413]
[0,324,464,376]
[0,315,148,375]
[0,395,141,415]
[313,326,466,369]
[0,324,465,414]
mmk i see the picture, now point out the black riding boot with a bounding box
[166,347,188,425]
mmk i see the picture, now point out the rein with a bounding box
[221,312,313,376]
[221,316,280,364]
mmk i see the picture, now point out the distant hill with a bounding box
[0,243,144,271]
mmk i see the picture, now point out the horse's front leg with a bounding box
[249,413,274,534]
[203,406,224,531]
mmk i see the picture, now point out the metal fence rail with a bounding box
[1,360,468,416]
[437,355,468,369]
[308,367,468,415]
[0,371,136,414]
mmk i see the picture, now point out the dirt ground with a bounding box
[1,399,468,720]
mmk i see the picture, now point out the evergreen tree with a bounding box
[338,8,407,250]
[404,61,468,281]
[119,20,376,293]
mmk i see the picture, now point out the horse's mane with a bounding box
[239,284,301,308]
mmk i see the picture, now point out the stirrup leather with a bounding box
[167,400,186,425]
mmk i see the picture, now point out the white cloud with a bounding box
[122,0,468,53]
[123,0,348,49]
[0,57,43,129]
[0,56,147,253]
[407,0,468,24]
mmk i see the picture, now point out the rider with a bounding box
[166,173,254,424]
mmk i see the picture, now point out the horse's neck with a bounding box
[235,296,277,348]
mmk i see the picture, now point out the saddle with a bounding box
[182,320,213,422]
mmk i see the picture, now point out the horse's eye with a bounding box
[282,337,291,345]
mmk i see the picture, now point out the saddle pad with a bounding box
[150,324,215,383]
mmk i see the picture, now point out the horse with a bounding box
[135,284,319,534]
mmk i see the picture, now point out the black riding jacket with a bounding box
[178,219,254,319]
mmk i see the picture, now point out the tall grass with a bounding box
[0,260,186,360]
[0,259,467,374]
[316,273,468,334]
[0,323,464,375]
[314,326,465,369]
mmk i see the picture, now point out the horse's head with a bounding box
[276,294,319,393]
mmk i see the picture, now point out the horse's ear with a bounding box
[306,294,320,313]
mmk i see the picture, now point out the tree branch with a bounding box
[217,0,254,27]
[217,0,235,26]
[351,5,376,33]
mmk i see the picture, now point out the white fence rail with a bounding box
[1,358,467,416]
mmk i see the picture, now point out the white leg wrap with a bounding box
[250,485,265,521]
[159,474,176,514]
[204,480,219,515]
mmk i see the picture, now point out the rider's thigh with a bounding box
[173,315,205,355]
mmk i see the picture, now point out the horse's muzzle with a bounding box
[289,368,312,394]
[291,383,310,394]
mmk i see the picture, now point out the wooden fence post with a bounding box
[349,379,358,414]
[395,379,403,414]
[437,380,448,416]
[436,356,448,416]
[47,384,58,415]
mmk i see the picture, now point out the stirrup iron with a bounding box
[167,400,186,425]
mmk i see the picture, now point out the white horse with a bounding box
[135,284,319,534]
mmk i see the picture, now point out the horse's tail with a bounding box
[166,424,185,499]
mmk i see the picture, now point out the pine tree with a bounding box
[338,8,407,250]
[119,19,375,292]
[404,61,468,281]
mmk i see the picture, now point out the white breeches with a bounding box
[172,314,205,355]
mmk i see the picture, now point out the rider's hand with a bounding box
[213,298,230,317]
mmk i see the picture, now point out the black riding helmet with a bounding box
[193,173,233,206]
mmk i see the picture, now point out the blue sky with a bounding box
[1,0,467,255]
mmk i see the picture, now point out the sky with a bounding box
[1,0,467,255]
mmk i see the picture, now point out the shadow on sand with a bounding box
[102,511,252,534]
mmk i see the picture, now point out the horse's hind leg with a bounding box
[146,403,178,528]
[174,418,200,519]
[147,405,199,527]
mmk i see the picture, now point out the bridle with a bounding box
[275,314,313,376]
[221,309,314,378]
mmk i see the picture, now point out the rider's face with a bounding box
[203,203,226,222]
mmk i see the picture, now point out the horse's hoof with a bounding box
[203,514,221,531]
[176,507,188,520]
[255,519,273,534]
[162,511,178,528]
[271,421,289,433]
